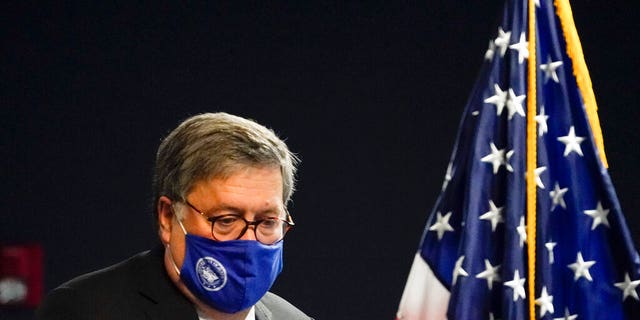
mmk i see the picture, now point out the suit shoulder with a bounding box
[57,250,152,290]
[36,250,154,320]
[258,292,313,319]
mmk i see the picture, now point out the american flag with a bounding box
[396,0,640,319]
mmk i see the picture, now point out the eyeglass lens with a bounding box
[211,215,288,244]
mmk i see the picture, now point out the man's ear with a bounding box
[157,196,174,245]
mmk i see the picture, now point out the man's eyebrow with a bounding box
[204,204,281,216]
[255,208,281,217]
[198,204,241,216]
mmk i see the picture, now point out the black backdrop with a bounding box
[3,2,639,319]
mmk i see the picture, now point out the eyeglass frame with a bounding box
[179,199,295,244]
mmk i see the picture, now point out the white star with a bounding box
[485,40,496,61]
[504,150,514,172]
[614,272,640,301]
[568,252,596,281]
[428,211,455,240]
[442,162,455,191]
[545,241,557,264]
[535,106,549,136]
[479,200,504,232]
[484,84,508,115]
[452,256,468,285]
[553,308,577,320]
[583,201,610,230]
[509,32,529,64]
[534,166,547,189]
[557,126,585,157]
[535,286,555,317]
[481,142,514,174]
[504,270,526,301]
[494,27,512,57]
[540,56,563,83]
[476,259,501,290]
[516,216,527,248]
[535,0,541,8]
[506,89,526,120]
[549,182,569,211]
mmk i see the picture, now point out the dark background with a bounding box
[2,1,638,319]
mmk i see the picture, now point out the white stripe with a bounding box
[396,253,450,320]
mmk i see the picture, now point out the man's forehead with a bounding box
[192,165,283,189]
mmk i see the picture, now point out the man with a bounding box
[37,112,312,320]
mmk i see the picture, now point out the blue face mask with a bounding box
[168,221,283,314]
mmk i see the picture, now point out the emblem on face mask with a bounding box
[195,257,227,291]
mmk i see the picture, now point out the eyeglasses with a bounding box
[183,200,294,245]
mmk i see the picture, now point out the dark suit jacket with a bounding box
[36,246,311,320]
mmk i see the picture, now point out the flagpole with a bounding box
[526,0,538,319]
[553,0,608,168]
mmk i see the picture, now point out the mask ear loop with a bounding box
[177,217,188,235]
[173,203,188,235]
[166,244,181,275]
[166,203,189,275]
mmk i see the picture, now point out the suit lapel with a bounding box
[135,245,199,320]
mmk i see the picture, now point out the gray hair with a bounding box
[152,112,299,220]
